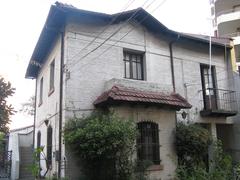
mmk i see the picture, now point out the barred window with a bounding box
[137,122,160,164]
[47,126,53,166]
[124,51,144,80]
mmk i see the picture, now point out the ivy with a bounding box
[64,111,137,180]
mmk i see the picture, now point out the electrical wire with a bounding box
[68,0,157,70]
[67,0,137,66]
[69,0,167,74]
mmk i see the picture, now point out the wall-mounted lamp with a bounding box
[44,119,49,126]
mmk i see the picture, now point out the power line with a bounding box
[68,0,156,70]
[69,0,167,74]
[67,0,137,66]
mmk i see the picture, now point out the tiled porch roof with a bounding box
[94,86,192,109]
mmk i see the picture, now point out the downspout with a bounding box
[169,34,180,92]
[169,34,180,127]
[58,30,64,178]
[33,79,37,149]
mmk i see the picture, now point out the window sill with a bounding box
[124,77,145,81]
[48,88,55,97]
[146,164,164,171]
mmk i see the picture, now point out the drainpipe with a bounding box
[169,34,180,92]
[58,30,64,178]
[33,80,37,149]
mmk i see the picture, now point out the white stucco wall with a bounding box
[35,36,62,177]
[64,20,232,124]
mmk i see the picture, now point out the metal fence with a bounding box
[0,151,12,178]
[199,88,237,112]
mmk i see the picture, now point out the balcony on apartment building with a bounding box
[215,3,240,37]
[199,88,238,117]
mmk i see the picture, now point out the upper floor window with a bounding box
[123,51,144,80]
[39,77,43,106]
[200,64,217,110]
[49,60,55,94]
[137,122,160,164]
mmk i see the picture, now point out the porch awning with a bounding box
[94,86,192,110]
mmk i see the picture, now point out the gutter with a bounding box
[169,34,180,92]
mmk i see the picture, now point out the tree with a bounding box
[0,77,15,133]
[20,95,35,116]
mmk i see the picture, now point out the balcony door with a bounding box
[200,64,217,110]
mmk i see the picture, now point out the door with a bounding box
[200,64,218,110]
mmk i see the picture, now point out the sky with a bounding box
[0,0,211,130]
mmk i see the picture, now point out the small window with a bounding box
[39,77,43,105]
[137,122,160,164]
[37,131,41,159]
[49,60,55,93]
[37,131,41,149]
[123,51,144,80]
[47,126,53,167]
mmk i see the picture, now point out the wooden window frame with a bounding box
[39,77,43,106]
[123,51,144,80]
[49,59,55,96]
[200,64,218,110]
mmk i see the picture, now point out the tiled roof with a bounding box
[94,86,192,109]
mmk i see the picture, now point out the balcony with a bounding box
[199,88,238,117]
[216,10,240,37]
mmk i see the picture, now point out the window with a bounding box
[37,131,41,159]
[37,131,41,149]
[49,60,55,93]
[123,51,144,80]
[39,77,43,105]
[137,122,160,164]
[47,126,53,166]
[200,64,217,110]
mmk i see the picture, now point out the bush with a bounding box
[64,111,137,180]
[175,122,235,180]
[0,132,5,152]
[176,122,211,167]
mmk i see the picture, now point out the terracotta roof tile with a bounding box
[94,86,192,109]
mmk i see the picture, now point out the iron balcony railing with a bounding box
[199,88,237,112]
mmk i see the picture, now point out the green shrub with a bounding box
[176,122,212,167]
[64,111,137,180]
[0,132,4,152]
[175,122,235,180]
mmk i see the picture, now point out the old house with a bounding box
[25,2,239,179]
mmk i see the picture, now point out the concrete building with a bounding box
[210,0,240,68]
[25,2,238,179]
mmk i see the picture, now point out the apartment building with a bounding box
[210,0,240,68]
